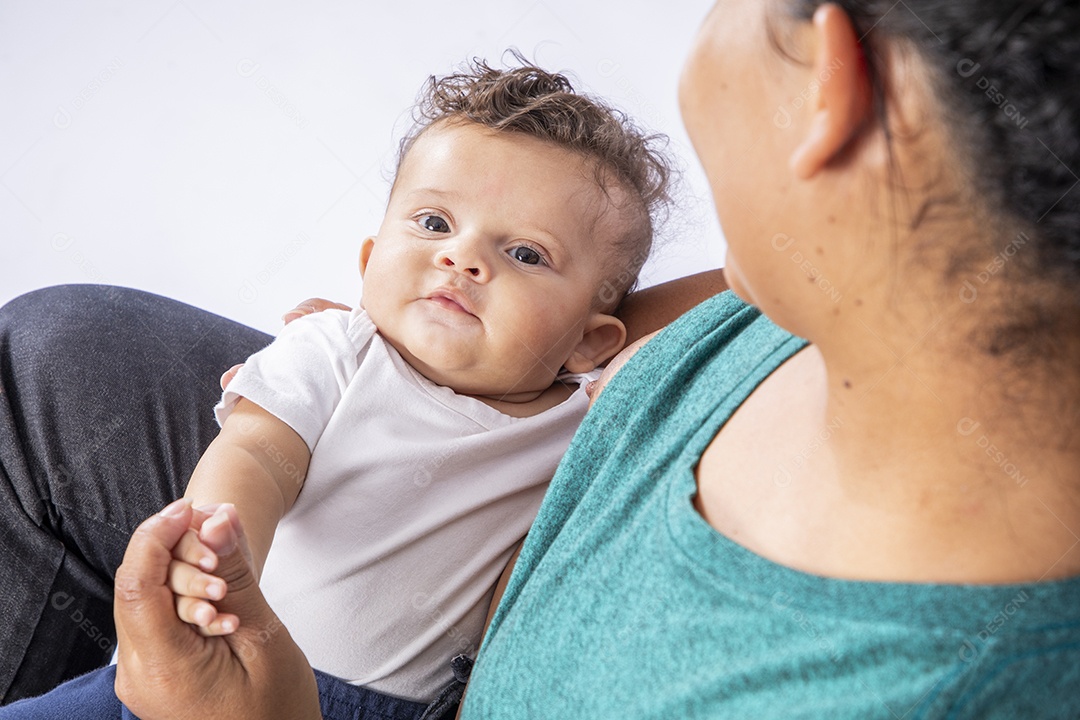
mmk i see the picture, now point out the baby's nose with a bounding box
[435,243,489,281]
[439,256,481,276]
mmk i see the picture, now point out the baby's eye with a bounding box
[418,214,450,233]
[509,246,544,266]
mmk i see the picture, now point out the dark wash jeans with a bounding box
[0,284,270,702]
[0,285,465,719]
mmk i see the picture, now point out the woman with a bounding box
[6,0,1080,717]
[459,3,1080,715]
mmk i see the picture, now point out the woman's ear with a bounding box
[789,3,873,180]
[358,236,376,277]
[563,313,628,374]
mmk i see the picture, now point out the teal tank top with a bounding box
[461,291,1080,719]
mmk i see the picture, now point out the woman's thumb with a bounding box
[198,506,265,621]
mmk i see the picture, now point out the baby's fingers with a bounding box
[172,528,218,573]
[168,559,227,602]
[175,594,239,637]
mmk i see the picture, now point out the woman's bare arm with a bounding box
[616,268,727,345]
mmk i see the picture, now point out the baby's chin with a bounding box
[389,343,541,394]
[473,388,547,405]
[431,364,567,406]
[374,321,572,400]
[444,373,558,402]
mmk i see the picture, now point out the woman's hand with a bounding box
[113,499,321,720]
[167,504,252,636]
[220,297,352,389]
[280,297,352,325]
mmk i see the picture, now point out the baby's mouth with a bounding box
[425,288,478,317]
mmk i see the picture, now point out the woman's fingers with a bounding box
[220,364,244,390]
[281,297,352,324]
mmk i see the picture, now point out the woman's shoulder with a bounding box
[646,288,764,350]
[597,290,807,414]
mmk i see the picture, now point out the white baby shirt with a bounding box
[214,308,596,702]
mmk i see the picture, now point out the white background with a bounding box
[1,0,724,334]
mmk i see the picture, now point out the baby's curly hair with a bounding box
[397,53,673,307]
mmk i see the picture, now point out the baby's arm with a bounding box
[183,398,310,576]
[166,398,309,632]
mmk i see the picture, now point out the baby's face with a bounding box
[359,121,626,400]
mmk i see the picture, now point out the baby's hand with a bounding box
[168,504,246,636]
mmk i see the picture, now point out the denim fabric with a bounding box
[0,285,271,703]
[314,669,430,720]
[0,664,433,720]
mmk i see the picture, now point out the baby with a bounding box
[1,58,670,718]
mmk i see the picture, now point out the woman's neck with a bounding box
[809,304,1080,583]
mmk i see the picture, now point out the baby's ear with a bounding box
[563,313,627,374]
[358,237,376,277]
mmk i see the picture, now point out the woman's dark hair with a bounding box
[776,0,1080,357]
[398,52,673,306]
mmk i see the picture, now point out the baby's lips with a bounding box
[427,286,480,317]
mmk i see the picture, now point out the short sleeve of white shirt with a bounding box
[214,308,375,451]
